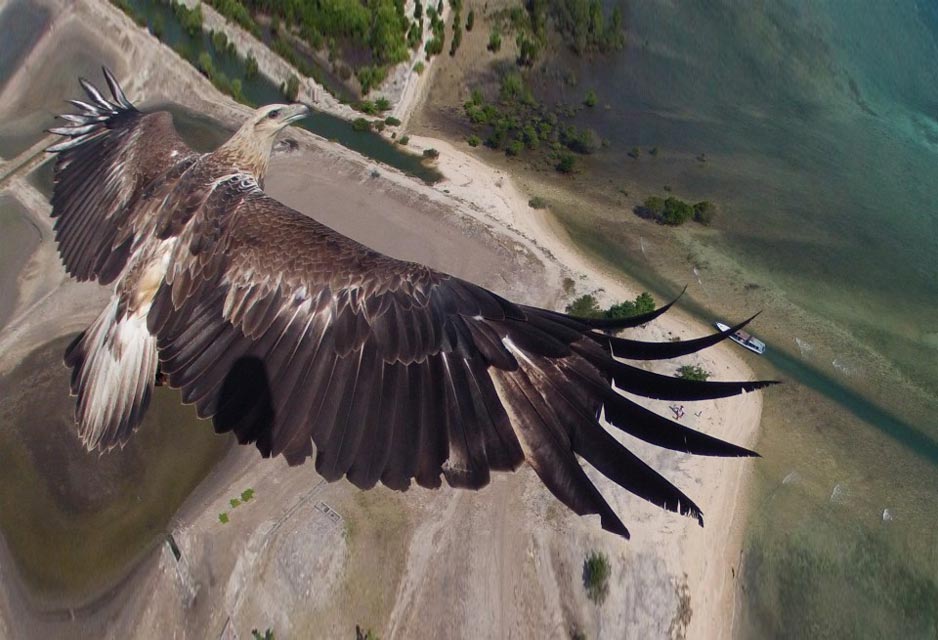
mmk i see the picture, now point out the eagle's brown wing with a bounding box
[48,68,198,284]
[148,181,773,538]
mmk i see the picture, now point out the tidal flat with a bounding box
[0,336,231,608]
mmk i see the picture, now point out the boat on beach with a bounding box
[714,321,766,355]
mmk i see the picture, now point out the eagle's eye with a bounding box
[267,109,281,120]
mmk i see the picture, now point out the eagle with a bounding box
[47,69,773,539]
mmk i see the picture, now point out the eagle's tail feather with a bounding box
[65,298,158,451]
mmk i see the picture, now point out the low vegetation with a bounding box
[422,148,440,159]
[251,630,275,640]
[582,550,611,604]
[528,196,548,209]
[462,72,606,172]
[676,365,710,381]
[566,292,655,319]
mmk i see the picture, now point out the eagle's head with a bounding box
[249,103,310,136]
[216,103,310,180]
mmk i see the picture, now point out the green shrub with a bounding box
[628,146,640,159]
[398,135,410,145]
[506,139,524,156]
[466,9,475,31]
[583,551,611,604]
[676,365,710,381]
[556,152,576,174]
[487,30,502,52]
[375,97,392,111]
[528,196,548,209]
[352,117,372,131]
[414,61,426,74]
[584,88,597,107]
[658,196,694,225]
[218,512,229,524]
[423,147,440,158]
[385,116,402,126]
[566,294,602,318]
[566,292,654,319]
[467,134,481,147]
[358,100,378,115]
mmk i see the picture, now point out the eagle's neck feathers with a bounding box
[212,126,275,181]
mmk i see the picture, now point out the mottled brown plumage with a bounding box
[48,69,775,538]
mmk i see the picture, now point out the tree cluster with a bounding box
[636,196,717,226]
[243,0,414,94]
[565,292,655,319]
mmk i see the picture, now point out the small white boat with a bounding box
[714,321,766,355]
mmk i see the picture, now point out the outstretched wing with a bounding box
[147,181,775,538]
[48,68,198,284]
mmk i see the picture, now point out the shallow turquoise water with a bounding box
[552,1,938,636]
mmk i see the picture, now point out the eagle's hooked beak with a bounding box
[284,104,310,125]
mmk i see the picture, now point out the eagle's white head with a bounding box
[215,103,310,180]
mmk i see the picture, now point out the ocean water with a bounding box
[548,1,938,636]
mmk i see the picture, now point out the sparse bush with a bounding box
[385,116,402,126]
[375,97,392,111]
[352,117,372,131]
[218,512,229,524]
[628,146,640,159]
[245,54,259,79]
[693,200,716,225]
[282,74,300,101]
[467,134,481,147]
[414,61,426,74]
[423,147,440,159]
[528,196,548,209]
[583,551,611,604]
[466,9,475,31]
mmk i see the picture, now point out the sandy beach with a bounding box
[0,0,764,637]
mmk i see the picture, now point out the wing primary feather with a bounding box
[597,313,762,360]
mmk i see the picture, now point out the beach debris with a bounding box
[832,358,859,377]
[794,337,814,358]
[830,483,849,504]
[882,508,894,522]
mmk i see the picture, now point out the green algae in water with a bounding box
[739,485,938,640]
[0,336,231,607]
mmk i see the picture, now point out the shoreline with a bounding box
[0,0,763,636]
